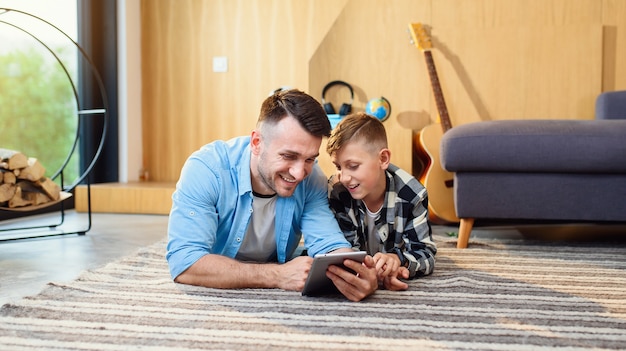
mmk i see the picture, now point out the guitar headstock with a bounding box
[408,23,432,52]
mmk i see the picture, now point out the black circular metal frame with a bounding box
[0,8,108,240]
[0,7,109,191]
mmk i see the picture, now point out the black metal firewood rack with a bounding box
[0,8,108,241]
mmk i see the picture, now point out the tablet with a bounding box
[302,251,367,296]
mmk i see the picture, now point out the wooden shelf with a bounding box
[74,182,175,215]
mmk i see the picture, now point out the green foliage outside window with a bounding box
[0,46,78,186]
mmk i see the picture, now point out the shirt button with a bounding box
[189,210,195,216]
[236,237,241,242]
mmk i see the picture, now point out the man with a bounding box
[167,89,386,301]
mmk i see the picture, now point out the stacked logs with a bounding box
[0,149,61,208]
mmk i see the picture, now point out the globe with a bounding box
[365,97,391,121]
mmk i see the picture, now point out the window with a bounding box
[0,0,117,193]
[0,1,81,187]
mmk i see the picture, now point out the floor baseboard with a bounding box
[74,182,175,215]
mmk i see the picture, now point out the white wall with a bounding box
[117,0,142,182]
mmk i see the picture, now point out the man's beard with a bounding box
[256,149,280,196]
[256,152,298,198]
[257,163,278,195]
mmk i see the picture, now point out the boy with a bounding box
[326,112,436,289]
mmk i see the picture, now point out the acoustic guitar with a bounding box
[408,23,459,224]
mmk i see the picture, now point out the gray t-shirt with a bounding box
[235,192,278,262]
[365,205,383,256]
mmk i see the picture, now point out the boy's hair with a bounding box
[326,112,388,156]
[258,88,331,138]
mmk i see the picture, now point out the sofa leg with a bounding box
[457,218,475,249]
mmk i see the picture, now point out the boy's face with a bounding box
[330,139,390,207]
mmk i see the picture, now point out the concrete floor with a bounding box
[1,211,624,305]
[0,211,169,305]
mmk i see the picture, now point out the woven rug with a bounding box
[1,234,625,350]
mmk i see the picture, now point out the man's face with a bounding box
[251,116,322,197]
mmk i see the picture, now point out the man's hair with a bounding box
[326,112,388,155]
[258,89,331,137]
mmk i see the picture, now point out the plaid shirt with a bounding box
[328,164,436,278]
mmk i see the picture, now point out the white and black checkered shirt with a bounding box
[328,164,436,278]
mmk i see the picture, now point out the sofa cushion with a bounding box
[596,90,626,120]
[454,172,626,221]
[440,119,626,173]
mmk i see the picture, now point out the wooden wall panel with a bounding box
[602,0,626,90]
[431,25,602,122]
[141,0,348,181]
[310,0,432,175]
[432,0,601,27]
[140,0,626,183]
[429,0,603,123]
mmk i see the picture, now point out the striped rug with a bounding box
[1,234,625,350]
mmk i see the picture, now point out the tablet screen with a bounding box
[301,251,367,296]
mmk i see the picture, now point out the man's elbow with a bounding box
[172,268,198,286]
[173,271,186,284]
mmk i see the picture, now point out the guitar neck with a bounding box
[423,51,453,132]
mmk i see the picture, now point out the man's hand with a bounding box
[326,255,378,302]
[277,255,314,292]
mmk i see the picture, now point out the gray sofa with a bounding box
[440,90,626,248]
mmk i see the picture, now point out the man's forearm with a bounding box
[174,254,280,289]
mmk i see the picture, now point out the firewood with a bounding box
[17,158,46,182]
[2,171,16,185]
[8,186,33,208]
[0,183,16,203]
[16,180,39,192]
[25,191,51,206]
[35,177,61,201]
[0,149,28,170]
[8,181,55,208]
[0,151,62,208]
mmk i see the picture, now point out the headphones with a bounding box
[321,80,354,116]
[269,86,293,96]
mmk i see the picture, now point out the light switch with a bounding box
[213,56,228,72]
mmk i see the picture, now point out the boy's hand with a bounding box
[372,253,410,291]
[372,252,401,280]
[382,267,409,291]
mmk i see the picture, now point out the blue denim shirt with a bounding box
[166,136,351,279]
